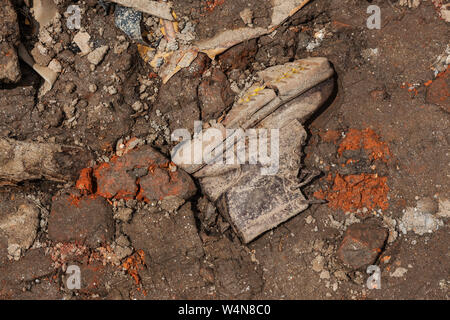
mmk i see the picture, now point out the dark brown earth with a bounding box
[0,0,448,300]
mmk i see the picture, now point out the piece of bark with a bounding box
[0,138,93,183]
[0,0,21,83]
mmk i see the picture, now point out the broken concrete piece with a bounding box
[31,43,53,66]
[109,0,173,21]
[171,58,335,243]
[0,138,93,183]
[87,45,109,66]
[416,197,439,215]
[0,0,21,83]
[0,196,40,261]
[390,267,408,278]
[73,31,92,55]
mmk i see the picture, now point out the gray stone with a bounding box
[0,138,94,183]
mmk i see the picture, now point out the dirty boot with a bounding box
[171,57,335,243]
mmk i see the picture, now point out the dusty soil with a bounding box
[0,0,448,300]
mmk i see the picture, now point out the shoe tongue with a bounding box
[224,58,334,129]
[257,57,334,100]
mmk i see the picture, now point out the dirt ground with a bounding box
[0,0,448,300]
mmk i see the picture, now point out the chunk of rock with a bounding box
[159,195,186,212]
[73,31,92,55]
[93,145,196,202]
[218,39,258,72]
[87,45,109,66]
[138,166,196,202]
[198,68,235,121]
[426,68,449,113]
[337,223,388,269]
[399,207,443,235]
[312,255,325,273]
[437,199,450,218]
[31,43,53,67]
[0,0,21,83]
[441,3,450,22]
[0,195,40,260]
[114,207,133,222]
[240,8,253,26]
[390,267,408,278]
[48,194,114,247]
[0,138,94,183]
